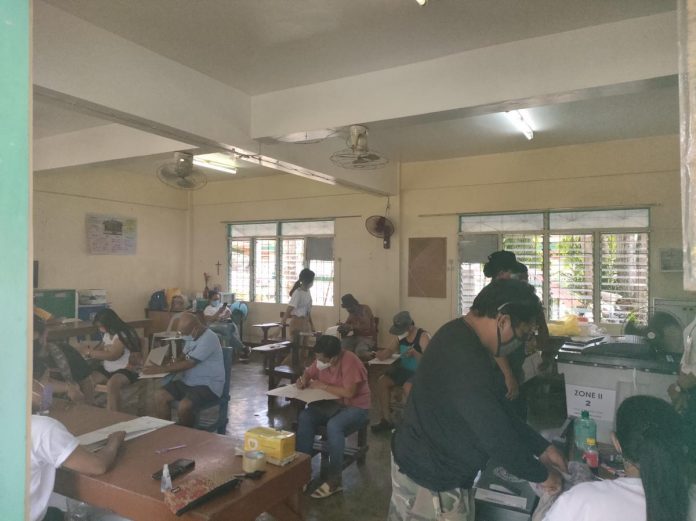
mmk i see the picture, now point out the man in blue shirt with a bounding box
[146,313,225,426]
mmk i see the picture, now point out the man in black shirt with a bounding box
[390,279,565,521]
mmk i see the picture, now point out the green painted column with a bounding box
[0,0,31,520]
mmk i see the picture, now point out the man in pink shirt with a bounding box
[295,335,371,498]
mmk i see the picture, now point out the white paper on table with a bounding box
[368,354,400,365]
[266,385,338,403]
[474,488,528,510]
[77,416,174,448]
[138,371,171,380]
[145,345,169,366]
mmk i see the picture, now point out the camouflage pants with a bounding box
[388,456,475,521]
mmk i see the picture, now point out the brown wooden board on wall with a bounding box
[408,237,447,298]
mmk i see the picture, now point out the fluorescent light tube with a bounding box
[504,110,534,140]
[193,157,237,175]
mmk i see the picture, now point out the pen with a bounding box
[155,444,187,455]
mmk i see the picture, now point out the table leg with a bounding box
[267,491,304,521]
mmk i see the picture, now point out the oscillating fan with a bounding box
[330,125,389,170]
[156,152,208,190]
[365,215,395,249]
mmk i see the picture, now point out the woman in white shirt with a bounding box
[282,268,315,351]
[544,395,689,521]
[78,309,141,412]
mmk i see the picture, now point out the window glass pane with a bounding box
[550,209,649,230]
[460,213,543,233]
[309,259,334,306]
[601,233,649,324]
[281,220,334,236]
[280,239,304,304]
[549,235,594,321]
[503,234,544,303]
[459,263,487,314]
[254,239,277,302]
[230,222,277,237]
[228,239,251,302]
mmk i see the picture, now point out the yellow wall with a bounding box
[33,164,189,320]
[33,134,692,340]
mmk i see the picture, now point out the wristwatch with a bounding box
[674,384,683,393]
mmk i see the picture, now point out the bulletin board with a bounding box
[408,237,447,298]
[86,213,137,255]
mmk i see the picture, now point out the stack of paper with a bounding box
[266,385,338,403]
[78,416,173,451]
[368,354,400,365]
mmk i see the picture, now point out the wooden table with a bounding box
[46,319,152,342]
[251,322,286,344]
[49,401,310,521]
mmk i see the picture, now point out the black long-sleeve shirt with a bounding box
[392,317,550,491]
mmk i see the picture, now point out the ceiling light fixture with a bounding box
[193,155,237,175]
[504,110,534,140]
[416,0,429,5]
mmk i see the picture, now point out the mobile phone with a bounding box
[221,302,228,309]
[152,458,195,480]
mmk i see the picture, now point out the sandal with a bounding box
[310,482,343,499]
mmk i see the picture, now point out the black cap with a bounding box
[341,294,359,308]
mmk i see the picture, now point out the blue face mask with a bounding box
[211,300,221,308]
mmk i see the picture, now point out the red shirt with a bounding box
[304,349,371,409]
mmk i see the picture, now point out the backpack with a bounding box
[148,290,167,311]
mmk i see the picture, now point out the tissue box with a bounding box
[244,427,295,463]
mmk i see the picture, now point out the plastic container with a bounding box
[583,437,599,473]
[574,410,597,450]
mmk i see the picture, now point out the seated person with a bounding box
[30,380,125,521]
[372,311,430,433]
[146,313,225,427]
[544,395,690,521]
[295,335,371,499]
[203,291,247,360]
[337,294,377,361]
[33,316,93,404]
[76,309,141,412]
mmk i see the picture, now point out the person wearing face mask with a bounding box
[295,335,371,499]
[145,313,225,427]
[76,308,142,412]
[389,280,566,521]
[203,291,247,361]
[372,311,430,433]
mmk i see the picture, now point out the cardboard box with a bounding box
[243,427,295,462]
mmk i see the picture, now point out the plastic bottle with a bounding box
[574,410,597,450]
[583,437,599,474]
[160,464,172,493]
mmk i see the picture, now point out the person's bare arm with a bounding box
[494,356,519,399]
[84,338,125,362]
[377,336,399,360]
[142,358,196,375]
[281,306,294,327]
[411,332,431,360]
[62,431,125,475]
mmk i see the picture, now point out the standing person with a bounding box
[77,309,141,412]
[29,381,125,521]
[544,395,690,521]
[372,311,430,433]
[295,335,371,499]
[338,293,377,361]
[203,291,248,361]
[390,280,565,521]
[281,268,315,364]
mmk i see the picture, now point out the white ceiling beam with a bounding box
[251,12,678,138]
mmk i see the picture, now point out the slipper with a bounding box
[310,482,343,499]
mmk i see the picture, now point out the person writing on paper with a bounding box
[372,311,430,433]
[33,316,93,404]
[544,395,690,521]
[203,291,247,360]
[30,380,125,521]
[295,335,371,499]
[76,309,141,412]
[146,313,225,427]
[337,293,377,361]
[390,280,565,521]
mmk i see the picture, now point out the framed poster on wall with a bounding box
[86,213,137,255]
[408,237,447,298]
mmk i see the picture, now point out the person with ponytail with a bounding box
[282,268,316,349]
[544,395,690,521]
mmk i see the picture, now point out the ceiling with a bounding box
[33,97,111,139]
[41,0,675,95]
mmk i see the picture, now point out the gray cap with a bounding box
[390,311,413,335]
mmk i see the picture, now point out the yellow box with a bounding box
[244,427,296,462]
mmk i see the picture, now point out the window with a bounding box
[228,220,334,305]
[458,209,649,324]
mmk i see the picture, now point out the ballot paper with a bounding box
[138,345,172,379]
[368,354,400,365]
[266,385,338,403]
[78,416,173,451]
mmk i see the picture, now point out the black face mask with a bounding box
[496,319,525,357]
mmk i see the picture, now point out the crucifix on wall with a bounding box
[215,261,222,275]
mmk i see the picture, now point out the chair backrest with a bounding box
[215,346,233,434]
[166,312,186,332]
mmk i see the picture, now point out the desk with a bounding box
[50,401,310,521]
[46,319,152,342]
[251,322,285,344]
